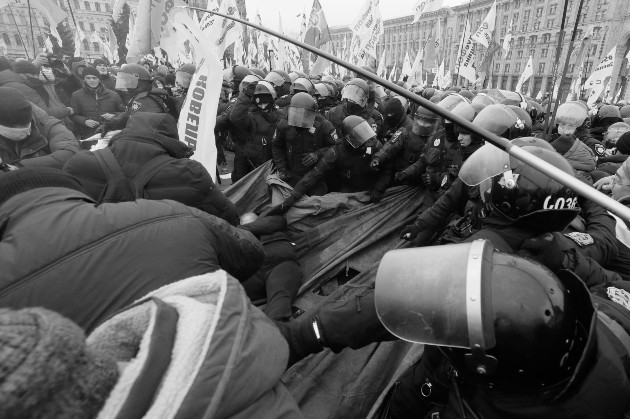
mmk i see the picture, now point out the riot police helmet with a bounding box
[342,78,369,108]
[115,63,152,91]
[342,115,376,149]
[287,92,317,128]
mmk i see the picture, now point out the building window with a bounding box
[546,19,554,28]
[14,34,22,45]
[518,37,525,47]
[521,24,527,32]
[89,23,95,31]
[495,63,500,72]
[523,10,530,21]
[82,38,89,50]
[513,12,519,21]
[505,63,511,72]
[530,49,536,57]
[514,0,520,8]
[568,63,575,73]
[534,22,540,30]
[37,35,44,48]
[516,63,521,73]
[19,15,26,25]
[542,33,551,43]
[105,2,111,12]
[541,48,548,57]
[501,28,506,36]
[549,4,557,14]
[93,42,99,51]
[517,50,523,58]
[95,2,100,11]
[507,51,512,59]
[74,0,80,9]
[79,21,84,30]
[84,1,91,11]
[590,44,598,55]
[593,27,601,39]
[536,7,543,17]
[502,15,508,25]
[497,50,503,59]
[2,33,11,46]
[538,63,545,73]
[530,35,538,44]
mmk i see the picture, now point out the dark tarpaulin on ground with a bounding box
[224,162,432,418]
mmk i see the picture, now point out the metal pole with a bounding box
[7,5,31,60]
[65,0,82,57]
[543,0,571,139]
[26,0,36,57]
[183,5,630,223]
[547,0,586,132]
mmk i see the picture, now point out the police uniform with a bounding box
[106,88,176,131]
[272,113,338,193]
[372,116,427,179]
[229,92,284,182]
[325,103,378,140]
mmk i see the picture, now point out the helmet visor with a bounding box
[376,241,496,349]
[288,106,317,128]
[115,72,139,90]
[342,84,368,107]
[347,120,376,148]
[459,143,518,186]
[175,71,193,89]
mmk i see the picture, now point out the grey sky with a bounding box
[246,0,469,35]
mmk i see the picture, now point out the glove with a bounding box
[239,215,287,237]
[277,168,291,181]
[96,123,111,138]
[400,223,420,241]
[519,232,573,272]
[394,171,406,182]
[369,189,384,203]
[369,158,380,172]
[421,173,437,188]
[301,152,318,167]
[593,175,614,191]
[266,196,296,216]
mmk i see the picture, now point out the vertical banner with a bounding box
[412,0,443,23]
[349,0,384,62]
[515,55,533,92]
[456,18,476,83]
[584,45,616,89]
[502,15,513,54]
[304,0,333,75]
[471,0,496,48]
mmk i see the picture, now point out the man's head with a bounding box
[0,87,32,142]
[93,59,108,75]
[81,67,102,89]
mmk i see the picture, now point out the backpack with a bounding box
[93,147,174,203]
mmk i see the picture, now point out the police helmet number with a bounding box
[543,196,578,210]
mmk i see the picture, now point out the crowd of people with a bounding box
[2,50,630,418]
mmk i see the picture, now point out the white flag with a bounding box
[389,64,397,81]
[112,0,127,21]
[401,51,413,80]
[349,0,384,61]
[408,47,423,85]
[515,55,533,92]
[164,8,221,180]
[587,79,607,108]
[376,49,387,78]
[584,45,616,89]
[202,0,241,58]
[434,59,444,88]
[456,19,476,83]
[502,15,513,54]
[198,0,220,33]
[0,35,8,55]
[74,27,86,57]
[471,0,496,48]
[412,0,443,24]
[276,12,288,70]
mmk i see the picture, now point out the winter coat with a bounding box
[87,271,304,419]
[0,187,264,333]
[0,69,72,120]
[0,103,79,168]
[552,136,596,184]
[63,113,239,225]
[70,83,125,138]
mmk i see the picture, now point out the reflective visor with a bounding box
[342,84,368,107]
[347,120,376,148]
[288,107,316,128]
[115,72,139,90]
[176,71,193,89]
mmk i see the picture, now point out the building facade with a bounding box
[330,0,630,101]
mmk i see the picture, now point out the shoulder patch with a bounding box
[390,130,402,143]
[594,144,606,157]
[433,138,441,147]
[607,286,630,311]
[331,129,338,141]
[131,101,141,111]
[564,232,594,247]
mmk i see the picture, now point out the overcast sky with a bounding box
[245,0,469,35]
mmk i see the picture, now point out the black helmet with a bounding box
[376,240,593,394]
[342,115,376,149]
[232,65,252,84]
[460,145,580,232]
[250,67,266,78]
[473,104,526,140]
[291,77,315,95]
[239,74,261,97]
[506,105,533,137]
[342,78,369,108]
[287,92,317,128]
[253,80,276,109]
[266,70,291,96]
[115,63,152,91]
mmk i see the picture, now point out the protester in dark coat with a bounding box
[70,67,125,139]
[0,87,78,168]
[63,112,239,225]
[0,167,264,333]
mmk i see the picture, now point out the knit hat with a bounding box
[81,66,102,80]
[0,87,32,127]
[0,167,85,207]
[164,73,176,86]
[12,60,38,75]
[617,132,630,155]
[0,308,119,418]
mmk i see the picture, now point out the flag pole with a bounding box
[543,0,571,139]
[547,0,586,132]
[26,0,37,57]
[182,5,630,223]
[7,5,31,60]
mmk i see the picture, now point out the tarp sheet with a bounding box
[224,162,433,418]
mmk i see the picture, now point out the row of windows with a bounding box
[494,61,594,75]
[1,32,103,52]
[55,0,111,13]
